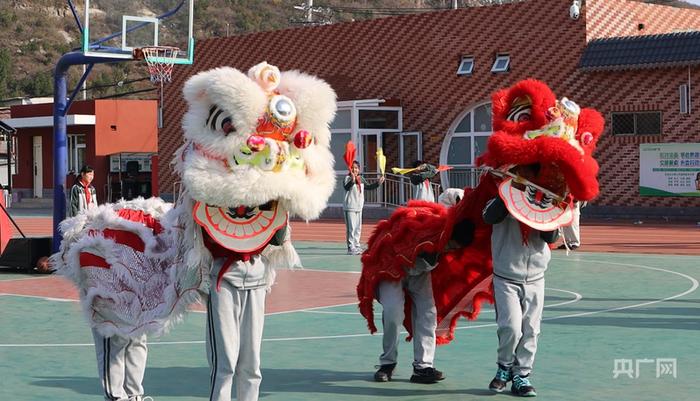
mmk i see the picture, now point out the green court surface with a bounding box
[1,242,698,401]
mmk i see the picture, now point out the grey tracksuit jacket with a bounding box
[343,175,380,211]
[482,197,558,283]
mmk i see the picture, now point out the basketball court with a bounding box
[1,221,699,401]
[1,1,698,400]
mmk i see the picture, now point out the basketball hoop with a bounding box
[138,46,180,83]
[135,46,180,129]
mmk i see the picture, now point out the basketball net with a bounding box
[137,46,180,128]
[141,46,180,83]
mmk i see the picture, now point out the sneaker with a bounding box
[347,248,356,255]
[409,367,445,384]
[556,243,568,250]
[511,375,537,397]
[352,249,363,255]
[374,363,396,382]
[488,365,512,393]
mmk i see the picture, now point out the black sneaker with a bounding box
[511,374,537,397]
[488,365,512,393]
[409,367,445,384]
[374,363,396,382]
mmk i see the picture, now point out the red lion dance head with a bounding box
[475,79,604,230]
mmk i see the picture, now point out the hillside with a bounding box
[0,0,697,102]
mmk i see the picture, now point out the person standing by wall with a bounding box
[69,165,98,217]
[343,161,385,255]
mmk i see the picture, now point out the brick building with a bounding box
[6,100,159,204]
[159,0,700,217]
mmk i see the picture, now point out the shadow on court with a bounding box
[31,367,497,398]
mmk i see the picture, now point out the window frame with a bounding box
[440,101,492,188]
[680,84,690,114]
[457,56,474,75]
[491,54,510,73]
[67,134,87,174]
[611,111,663,136]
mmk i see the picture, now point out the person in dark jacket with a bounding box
[69,165,97,217]
[409,160,438,202]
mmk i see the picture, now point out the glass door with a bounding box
[361,132,379,174]
[360,132,383,204]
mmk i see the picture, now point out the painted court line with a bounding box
[0,293,78,303]
[299,288,583,315]
[0,260,695,347]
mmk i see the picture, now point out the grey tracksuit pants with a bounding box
[92,330,148,401]
[206,281,266,401]
[493,275,545,377]
[344,211,362,252]
[377,272,437,369]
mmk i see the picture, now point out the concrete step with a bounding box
[10,197,54,209]
[322,205,395,220]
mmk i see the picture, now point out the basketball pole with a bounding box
[159,80,164,129]
[52,51,124,252]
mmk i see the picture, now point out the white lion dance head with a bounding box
[52,63,337,338]
[178,62,336,219]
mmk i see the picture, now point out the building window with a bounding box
[457,56,474,75]
[440,102,492,188]
[680,84,690,114]
[330,109,351,129]
[358,109,399,129]
[491,54,510,73]
[611,112,662,135]
[67,134,86,174]
[0,134,17,177]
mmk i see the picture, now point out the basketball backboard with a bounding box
[75,0,194,64]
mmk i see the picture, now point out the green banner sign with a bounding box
[639,143,700,197]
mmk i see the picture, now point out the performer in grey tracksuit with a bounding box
[409,161,438,202]
[483,195,558,397]
[206,226,288,401]
[79,161,148,401]
[374,253,445,384]
[92,331,148,401]
[343,161,384,255]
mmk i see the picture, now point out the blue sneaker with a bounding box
[488,365,512,392]
[511,374,537,397]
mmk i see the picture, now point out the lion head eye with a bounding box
[507,105,532,122]
[206,105,236,135]
[507,96,532,122]
[269,95,297,127]
[221,117,235,135]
